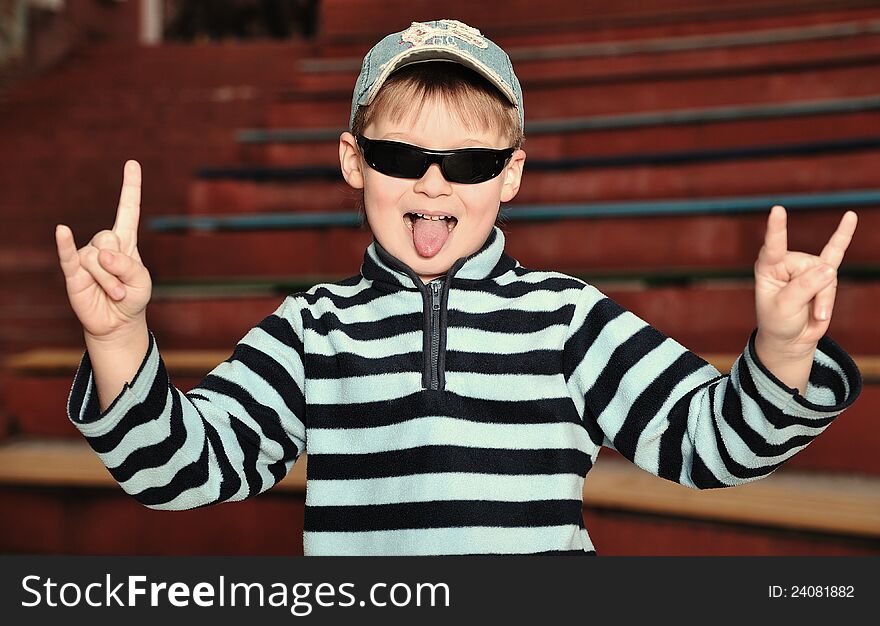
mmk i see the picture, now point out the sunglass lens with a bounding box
[371,142,428,178]
[444,153,500,184]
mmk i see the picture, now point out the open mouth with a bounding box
[404,212,458,233]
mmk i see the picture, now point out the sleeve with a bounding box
[562,283,862,489]
[65,295,308,509]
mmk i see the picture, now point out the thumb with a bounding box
[777,263,836,317]
[98,249,148,286]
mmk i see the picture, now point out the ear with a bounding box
[339,131,365,190]
[499,149,526,203]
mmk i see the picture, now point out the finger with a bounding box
[757,205,788,268]
[819,210,858,269]
[80,247,129,301]
[97,249,146,287]
[89,229,122,253]
[112,160,141,248]
[778,262,836,317]
[812,277,838,322]
[777,250,821,283]
[55,224,81,280]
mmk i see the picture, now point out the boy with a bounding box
[56,19,861,555]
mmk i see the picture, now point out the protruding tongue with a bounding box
[412,217,450,257]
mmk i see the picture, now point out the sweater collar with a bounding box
[360,225,516,290]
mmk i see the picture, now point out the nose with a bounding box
[413,163,452,197]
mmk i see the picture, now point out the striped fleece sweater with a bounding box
[67,225,862,555]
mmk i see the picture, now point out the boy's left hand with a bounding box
[754,205,858,357]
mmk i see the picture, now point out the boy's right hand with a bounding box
[55,160,153,341]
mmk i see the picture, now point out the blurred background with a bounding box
[0,0,878,556]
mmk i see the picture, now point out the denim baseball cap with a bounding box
[350,19,524,131]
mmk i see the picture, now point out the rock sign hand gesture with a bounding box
[754,204,858,358]
[55,160,152,340]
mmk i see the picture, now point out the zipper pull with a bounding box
[431,280,442,311]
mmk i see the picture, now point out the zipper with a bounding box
[429,279,442,390]
[370,235,495,393]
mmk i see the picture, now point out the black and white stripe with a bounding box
[67,226,862,554]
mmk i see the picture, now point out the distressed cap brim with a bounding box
[359,46,519,110]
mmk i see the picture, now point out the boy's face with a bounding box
[339,96,526,284]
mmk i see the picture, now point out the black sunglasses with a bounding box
[356,134,515,184]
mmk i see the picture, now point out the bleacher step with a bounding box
[190,147,880,214]
[140,210,880,283]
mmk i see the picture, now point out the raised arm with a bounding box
[55,159,152,411]
[563,282,861,490]
[60,160,307,510]
[66,296,309,510]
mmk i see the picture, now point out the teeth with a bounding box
[405,212,457,232]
